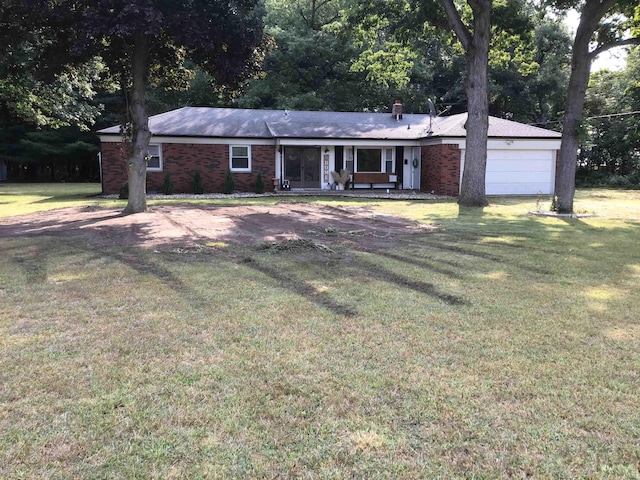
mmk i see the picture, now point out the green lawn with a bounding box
[1,185,639,478]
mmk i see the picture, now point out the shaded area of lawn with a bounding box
[1,192,639,478]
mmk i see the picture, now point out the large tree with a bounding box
[551,0,640,213]
[2,1,265,213]
[68,0,266,214]
[438,0,492,207]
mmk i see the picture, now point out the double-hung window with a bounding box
[230,145,251,172]
[146,144,162,171]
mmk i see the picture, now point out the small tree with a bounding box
[255,172,265,194]
[223,169,235,194]
[193,170,205,194]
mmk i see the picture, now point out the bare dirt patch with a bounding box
[0,203,434,251]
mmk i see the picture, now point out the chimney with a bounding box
[392,100,403,120]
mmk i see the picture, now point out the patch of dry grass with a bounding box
[1,188,639,478]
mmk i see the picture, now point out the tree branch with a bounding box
[590,36,640,60]
[439,0,472,52]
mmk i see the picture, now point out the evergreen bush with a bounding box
[161,172,174,195]
[193,170,204,194]
[223,169,235,194]
[255,172,265,194]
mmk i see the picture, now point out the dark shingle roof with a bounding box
[98,107,561,140]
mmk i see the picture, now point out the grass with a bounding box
[1,184,639,478]
[0,183,113,216]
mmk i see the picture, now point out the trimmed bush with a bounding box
[193,170,204,194]
[223,169,235,194]
[255,172,265,194]
[161,172,174,195]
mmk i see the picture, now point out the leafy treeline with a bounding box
[0,0,638,203]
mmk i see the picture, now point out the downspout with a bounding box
[266,121,282,189]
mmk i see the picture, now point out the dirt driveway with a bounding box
[0,203,433,251]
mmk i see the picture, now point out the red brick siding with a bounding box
[101,142,129,194]
[100,142,276,194]
[420,144,461,196]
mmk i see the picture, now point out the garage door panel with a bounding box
[486,182,553,195]
[487,150,553,161]
[487,171,552,183]
[486,159,551,172]
[484,149,555,195]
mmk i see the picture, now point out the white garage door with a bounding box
[484,150,555,195]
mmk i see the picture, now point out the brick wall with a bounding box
[100,141,276,194]
[421,144,461,196]
[101,142,129,194]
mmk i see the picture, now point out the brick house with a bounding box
[98,103,561,196]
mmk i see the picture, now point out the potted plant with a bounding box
[331,169,350,190]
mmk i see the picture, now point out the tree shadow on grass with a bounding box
[3,201,639,321]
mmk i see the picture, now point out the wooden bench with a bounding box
[352,172,398,189]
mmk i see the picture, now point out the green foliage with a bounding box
[0,50,106,129]
[192,170,205,194]
[223,169,235,194]
[161,173,174,195]
[255,172,265,194]
[579,49,640,183]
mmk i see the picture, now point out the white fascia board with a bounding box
[277,138,420,147]
[420,137,561,150]
[98,135,276,145]
[486,139,561,150]
[420,137,466,148]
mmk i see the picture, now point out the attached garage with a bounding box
[452,135,561,196]
[484,144,557,195]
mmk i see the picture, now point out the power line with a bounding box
[587,110,640,120]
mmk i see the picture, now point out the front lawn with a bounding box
[1,187,639,478]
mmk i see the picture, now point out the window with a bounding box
[230,145,251,172]
[146,144,162,171]
[357,149,382,172]
[345,148,354,174]
[385,148,393,173]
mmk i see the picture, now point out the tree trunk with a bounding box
[458,0,491,207]
[555,0,618,213]
[123,31,150,215]
[555,27,594,213]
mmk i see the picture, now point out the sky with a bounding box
[564,10,628,71]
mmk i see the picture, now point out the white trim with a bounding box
[98,135,275,145]
[230,145,252,172]
[276,138,419,147]
[420,137,561,151]
[354,146,395,173]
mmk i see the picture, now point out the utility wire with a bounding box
[586,110,640,119]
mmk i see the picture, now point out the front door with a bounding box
[284,147,321,189]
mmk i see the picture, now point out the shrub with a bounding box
[223,169,235,194]
[161,172,174,195]
[255,172,265,194]
[119,181,129,199]
[606,174,632,188]
[193,170,204,194]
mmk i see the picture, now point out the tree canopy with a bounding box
[2,0,639,202]
[23,0,267,213]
